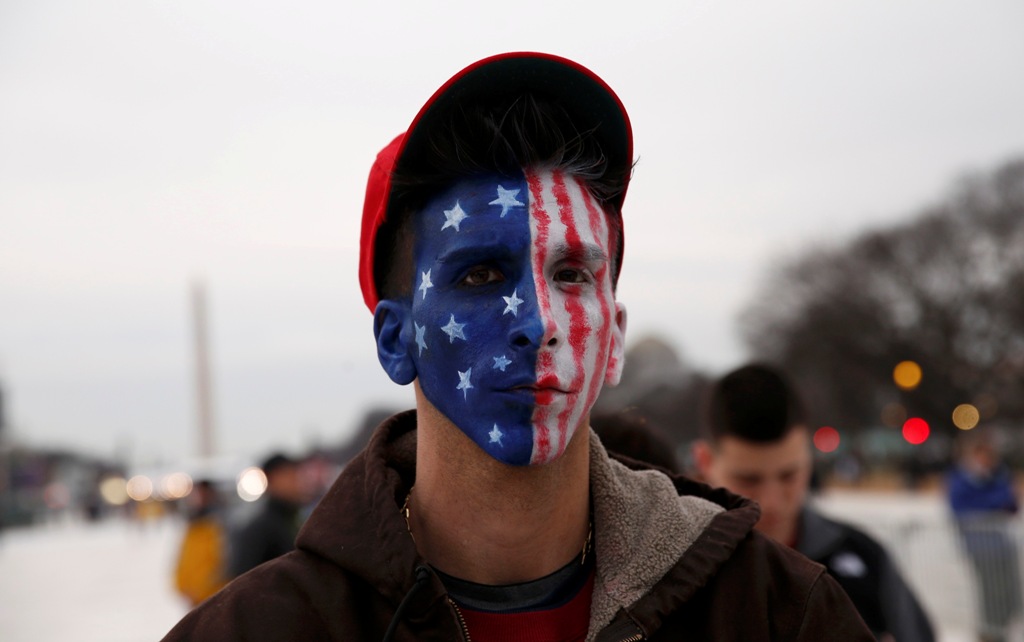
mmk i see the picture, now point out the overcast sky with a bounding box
[2,0,1023,468]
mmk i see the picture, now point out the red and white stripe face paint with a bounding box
[525,169,625,464]
[397,170,625,467]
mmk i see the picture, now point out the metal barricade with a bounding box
[815,492,1024,641]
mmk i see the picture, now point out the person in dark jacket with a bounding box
[227,453,309,578]
[162,52,873,641]
[693,363,935,642]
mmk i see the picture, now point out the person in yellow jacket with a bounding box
[174,480,228,606]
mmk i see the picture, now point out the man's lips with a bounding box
[506,375,571,394]
[510,384,570,393]
[500,376,576,405]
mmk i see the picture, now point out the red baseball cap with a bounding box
[358,52,633,312]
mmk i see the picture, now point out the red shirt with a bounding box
[454,568,595,642]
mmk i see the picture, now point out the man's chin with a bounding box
[464,423,577,468]
[458,423,534,467]
[754,520,797,545]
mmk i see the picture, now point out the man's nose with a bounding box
[507,298,559,350]
[508,313,556,350]
[756,484,786,514]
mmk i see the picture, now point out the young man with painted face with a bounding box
[162,53,872,641]
[693,364,935,642]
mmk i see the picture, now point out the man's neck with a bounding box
[409,389,591,585]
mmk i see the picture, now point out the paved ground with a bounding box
[0,516,188,641]
[0,491,1001,641]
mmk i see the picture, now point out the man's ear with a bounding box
[692,440,715,482]
[373,299,417,385]
[604,302,628,386]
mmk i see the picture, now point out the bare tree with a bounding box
[741,158,1024,436]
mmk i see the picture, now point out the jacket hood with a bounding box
[296,411,763,640]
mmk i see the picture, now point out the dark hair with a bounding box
[260,452,297,476]
[194,479,216,493]
[592,410,681,474]
[703,364,807,443]
[374,94,629,300]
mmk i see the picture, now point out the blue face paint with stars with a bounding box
[409,172,540,465]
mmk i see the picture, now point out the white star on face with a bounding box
[414,322,427,356]
[441,201,469,232]
[489,185,525,217]
[457,368,473,399]
[440,314,466,343]
[418,270,433,299]
[493,355,512,371]
[502,289,524,317]
[489,424,504,445]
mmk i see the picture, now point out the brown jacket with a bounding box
[163,411,873,641]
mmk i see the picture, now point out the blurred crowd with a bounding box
[2,371,1023,641]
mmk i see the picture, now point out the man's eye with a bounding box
[554,268,587,284]
[461,267,503,286]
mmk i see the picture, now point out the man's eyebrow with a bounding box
[734,473,765,484]
[436,243,511,264]
[553,242,608,263]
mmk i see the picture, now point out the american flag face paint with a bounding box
[404,170,624,466]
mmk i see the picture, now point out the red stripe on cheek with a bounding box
[562,297,590,453]
[533,351,553,463]
[553,173,591,453]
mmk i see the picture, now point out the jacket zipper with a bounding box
[447,597,472,642]
[599,620,646,641]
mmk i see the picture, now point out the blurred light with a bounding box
[161,472,193,500]
[813,426,841,453]
[44,483,71,509]
[99,476,129,506]
[893,361,922,390]
[237,467,268,502]
[952,404,980,430]
[902,417,930,445]
[880,402,907,428]
[126,475,154,502]
[973,392,999,420]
